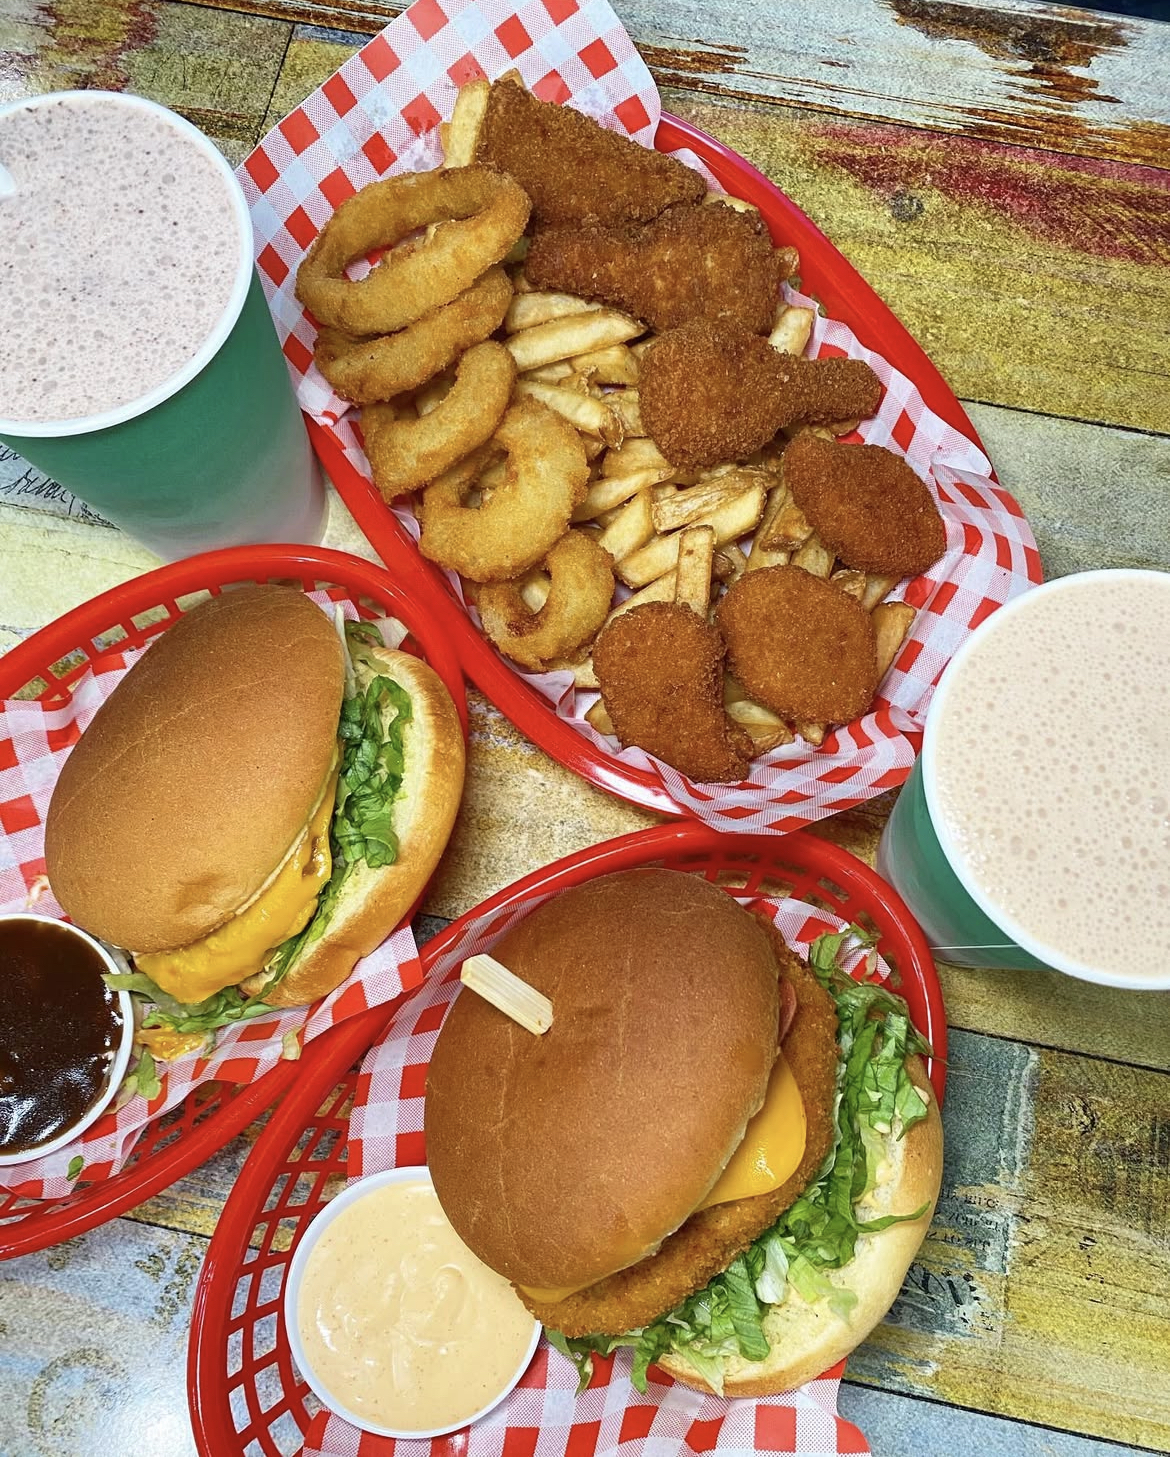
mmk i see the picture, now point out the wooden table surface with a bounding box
[1,0,1169,1453]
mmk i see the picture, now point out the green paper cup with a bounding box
[0,91,323,559]
[877,569,1170,989]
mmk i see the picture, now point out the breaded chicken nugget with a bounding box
[640,321,884,470]
[784,432,947,577]
[526,204,789,336]
[475,79,705,228]
[716,565,878,724]
[593,601,753,784]
[522,926,839,1337]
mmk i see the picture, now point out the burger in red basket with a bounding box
[426,868,942,1395]
[44,585,464,1065]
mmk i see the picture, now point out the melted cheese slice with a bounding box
[519,1049,807,1306]
[135,773,337,1005]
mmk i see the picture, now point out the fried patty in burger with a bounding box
[426,867,942,1396]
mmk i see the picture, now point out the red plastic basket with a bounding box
[187,819,947,1457]
[318,111,1004,817]
[0,544,467,1259]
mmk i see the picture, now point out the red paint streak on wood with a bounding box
[808,117,1170,267]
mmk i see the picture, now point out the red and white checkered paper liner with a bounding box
[307,886,890,1456]
[239,0,1041,834]
[0,593,423,1199]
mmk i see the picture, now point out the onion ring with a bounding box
[314,267,513,403]
[418,399,590,582]
[362,341,515,497]
[295,166,530,335]
[478,531,616,669]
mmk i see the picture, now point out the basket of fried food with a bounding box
[294,73,951,790]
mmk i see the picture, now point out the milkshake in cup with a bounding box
[0,91,323,559]
[877,569,1170,990]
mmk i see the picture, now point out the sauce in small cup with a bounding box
[285,1166,541,1439]
[0,914,134,1165]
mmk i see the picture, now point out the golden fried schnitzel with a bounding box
[526,203,790,336]
[474,79,705,228]
[521,922,840,1337]
[784,432,947,577]
[592,601,753,783]
[716,565,879,725]
[640,320,884,469]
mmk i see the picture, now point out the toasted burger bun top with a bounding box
[658,1056,943,1397]
[45,586,344,954]
[426,869,782,1293]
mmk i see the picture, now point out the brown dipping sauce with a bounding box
[0,919,123,1154]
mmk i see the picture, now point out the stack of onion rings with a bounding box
[418,399,590,582]
[477,532,616,668]
[295,166,530,335]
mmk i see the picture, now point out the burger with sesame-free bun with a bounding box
[426,868,942,1396]
[45,585,464,1061]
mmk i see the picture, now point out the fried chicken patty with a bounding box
[474,78,705,228]
[716,565,879,725]
[593,601,754,784]
[784,432,948,577]
[524,922,839,1337]
[525,203,789,336]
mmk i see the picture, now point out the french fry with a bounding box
[605,573,677,624]
[713,542,748,583]
[768,305,816,356]
[505,291,601,332]
[442,78,489,166]
[585,698,615,736]
[704,191,758,214]
[792,532,834,579]
[572,470,666,523]
[757,493,813,553]
[674,525,715,615]
[519,572,551,613]
[725,698,795,752]
[596,490,656,562]
[830,568,867,600]
[572,343,640,386]
[873,600,916,678]
[414,376,452,417]
[605,389,644,437]
[519,359,574,384]
[514,377,621,443]
[601,438,673,477]
[797,722,826,747]
[651,481,677,502]
[618,484,766,589]
[506,311,642,372]
[745,484,794,573]
[861,573,900,611]
[582,434,607,462]
[652,472,764,534]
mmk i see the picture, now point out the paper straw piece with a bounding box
[460,954,553,1034]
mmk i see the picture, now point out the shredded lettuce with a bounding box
[109,620,412,1045]
[551,925,936,1394]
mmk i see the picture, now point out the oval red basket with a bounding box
[187,819,947,1457]
[314,111,1020,818]
[0,544,467,1259]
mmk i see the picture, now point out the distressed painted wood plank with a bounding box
[0,0,292,161]
[173,0,1170,169]
[851,1029,1170,1450]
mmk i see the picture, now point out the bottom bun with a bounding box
[266,648,465,1008]
[658,1057,943,1397]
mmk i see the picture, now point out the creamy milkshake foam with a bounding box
[928,572,1170,980]
[0,94,241,423]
